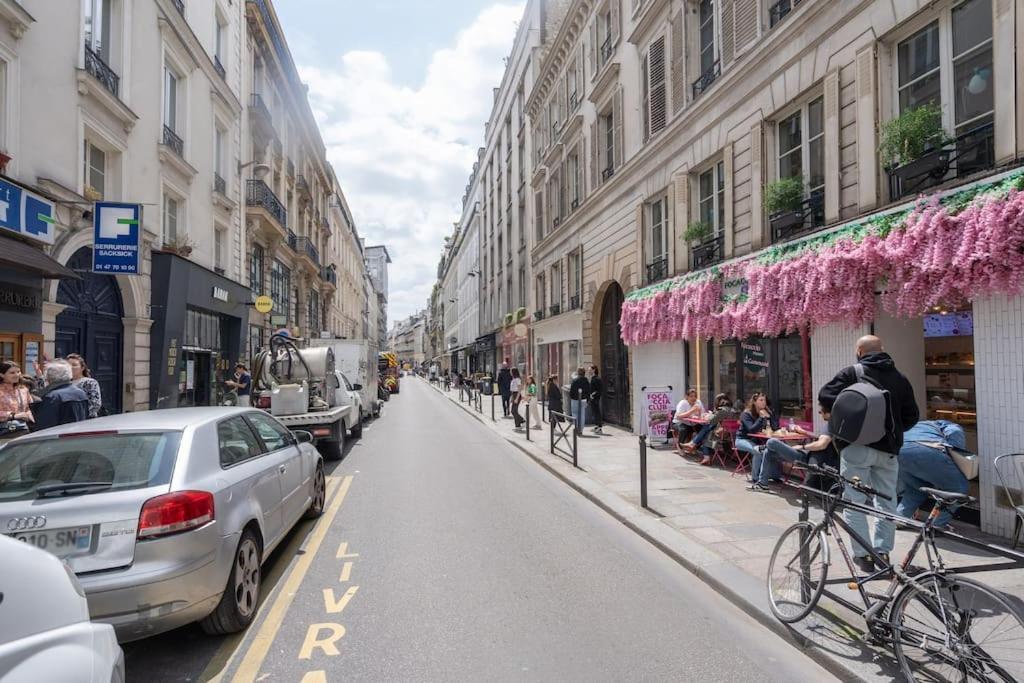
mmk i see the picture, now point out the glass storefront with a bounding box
[924,307,977,451]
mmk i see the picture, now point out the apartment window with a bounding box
[518,140,525,185]
[646,196,668,282]
[534,190,545,242]
[506,276,512,311]
[83,140,106,197]
[777,96,825,202]
[597,5,616,69]
[601,110,615,177]
[548,97,561,137]
[214,228,226,274]
[518,196,526,246]
[568,249,582,306]
[551,262,563,310]
[692,0,719,98]
[163,66,179,131]
[270,259,290,315]
[163,194,181,244]
[518,267,526,310]
[84,0,112,62]
[308,290,320,331]
[250,244,265,293]
[895,0,993,145]
[293,287,300,327]
[698,161,726,234]
[642,35,667,141]
[215,17,226,62]
[568,149,580,209]
[214,127,225,178]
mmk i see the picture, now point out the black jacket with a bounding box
[588,375,604,401]
[818,352,919,454]
[569,376,590,401]
[738,410,779,440]
[30,382,89,431]
[547,382,563,414]
[497,367,512,392]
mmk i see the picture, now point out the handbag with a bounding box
[946,445,979,481]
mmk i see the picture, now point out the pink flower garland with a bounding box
[619,187,1024,346]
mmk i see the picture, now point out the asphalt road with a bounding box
[125,378,839,682]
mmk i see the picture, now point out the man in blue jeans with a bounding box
[819,335,919,575]
[568,367,589,436]
[897,420,970,529]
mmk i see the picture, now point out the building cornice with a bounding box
[626,0,671,46]
[527,0,593,118]
[0,0,33,40]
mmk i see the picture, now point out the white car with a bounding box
[0,535,124,682]
[337,371,364,437]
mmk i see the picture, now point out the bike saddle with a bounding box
[920,487,974,505]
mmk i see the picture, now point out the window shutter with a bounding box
[611,0,621,45]
[641,52,651,142]
[577,138,585,199]
[613,87,624,169]
[670,9,685,115]
[534,189,545,241]
[577,47,584,104]
[733,0,760,56]
[649,35,667,135]
[721,0,735,66]
[590,120,599,191]
[589,20,598,78]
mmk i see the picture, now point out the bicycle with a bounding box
[767,463,1024,681]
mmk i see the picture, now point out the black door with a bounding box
[55,247,124,413]
[600,282,630,427]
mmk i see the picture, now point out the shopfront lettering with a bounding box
[0,284,41,312]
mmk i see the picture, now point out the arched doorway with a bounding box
[599,281,630,427]
[55,247,124,413]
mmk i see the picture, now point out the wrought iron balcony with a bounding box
[295,236,320,265]
[213,55,225,80]
[322,265,337,286]
[214,173,226,195]
[770,190,825,243]
[569,91,579,112]
[569,294,580,310]
[886,121,995,202]
[296,174,312,200]
[534,309,545,321]
[162,125,184,157]
[84,44,119,97]
[172,0,184,15]
[549,303,561,317]
[769,0,803,28]
[600,35,613,66]
[286,229,297,250]
[645,256,668,284]
[691,233,725,270]
[246,179,287,228]
[601,166,615,181]
[692,60,721,100]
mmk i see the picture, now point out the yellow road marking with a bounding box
[322,586,358,614]
[199,477,343,683]
[228,474,354,683]
[339,561,353,582]
[335,541,359,559]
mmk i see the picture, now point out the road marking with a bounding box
[298,623,346,659]
[335,541,359,558]
[199,477,343,683]
[228,474,354,683]
[299,673,326,683]
[339,561,353,582]
[322,586,358,614]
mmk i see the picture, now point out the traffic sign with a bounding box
[254,295,273,313]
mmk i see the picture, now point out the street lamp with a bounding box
[238,160,271,180]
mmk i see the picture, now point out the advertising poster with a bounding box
[93,202,141,275]
[642,386,675,440]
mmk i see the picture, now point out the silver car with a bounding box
[0,407,327,642]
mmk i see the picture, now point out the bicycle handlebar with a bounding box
[800,463,893,501]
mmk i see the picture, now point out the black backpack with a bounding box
[827,364,894,446]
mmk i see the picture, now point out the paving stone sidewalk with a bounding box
[428,379,1024,682]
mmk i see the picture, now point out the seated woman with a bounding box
[897,420,970,530]
[671,388,704,453]
[683,394,735,464]
[750,404,838,491]
[738,392,779,478]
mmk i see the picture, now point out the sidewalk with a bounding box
[428,379,1024,682]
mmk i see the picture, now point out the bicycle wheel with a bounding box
[891,574,1024,682]
[767,521,830,623]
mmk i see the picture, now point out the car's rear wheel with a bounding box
[350,418,363,438]
[200,528,262,635]
[304,462,326,520]
[319,421,345,461]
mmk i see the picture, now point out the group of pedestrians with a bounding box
[494,358,604,435]
[0,353,105,440]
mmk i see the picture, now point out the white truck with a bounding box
[252,336,362,461]
[310,338,382,420]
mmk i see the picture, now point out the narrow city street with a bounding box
[124,377,837,682]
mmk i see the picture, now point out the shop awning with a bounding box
[0,234,79,279]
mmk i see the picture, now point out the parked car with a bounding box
[0,407,327,642]
[0,535,124,682]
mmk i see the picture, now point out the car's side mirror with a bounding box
[294,430,314,444]
[353,383,363,391]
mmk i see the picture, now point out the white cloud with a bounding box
[298,4,524,324]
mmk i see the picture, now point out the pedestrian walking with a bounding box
[546,374,564,422]
[588,365,604,435]
[66,354,103,418]
[225,362,252,407]
[30,359,89,430]
[819,335,919,574]
[497,358,513,417]
[510,368,524,429]
[0,361,34,439]
[525,374,541,427]
[568,367,589,436]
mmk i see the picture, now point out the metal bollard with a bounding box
[550,413,555,454]
[525,402,530,441]
[572,424,578,469]
[491,393,495,421]
[639,435,648,509]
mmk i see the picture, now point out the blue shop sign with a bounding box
[0,177,56,245]
[93,202,141,275]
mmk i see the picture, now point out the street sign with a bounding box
[254,295,273,313]
[0,177,56,245]
[270,315,287,326]
[92,202,141,275]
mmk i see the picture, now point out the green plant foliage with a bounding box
[683,220,712,244]
[879,104,951,168]
[765,176,805,214]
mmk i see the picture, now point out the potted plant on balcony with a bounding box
[683,220,712,247]
[880,103,952,184]
[161,235,195,258]
[83,185,102,202]
[765,176,806,234]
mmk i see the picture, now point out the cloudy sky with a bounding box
[276,1,525,325]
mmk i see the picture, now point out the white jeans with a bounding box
[236,394,251,407]
[840,443,900,557]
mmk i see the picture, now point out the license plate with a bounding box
[8,526,93,558]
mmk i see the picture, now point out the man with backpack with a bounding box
[818,335,919,574]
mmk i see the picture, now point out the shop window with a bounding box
[270,259,290,315]
[248,324,264,360]
[924,307,977,450]
[249,244,265,293]
[714,341,738,407]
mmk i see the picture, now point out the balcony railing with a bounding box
[534,309,546,321]
[162,125,184,157]
[286,229,297,250]
[214,173,226,195]
[692,60,721,99]
[549,303,561,317]
[886,121,995,202]
[601,166,615,181]
[600,35,613,66]
[569,293,580,310]
[322,265,337,286]
[296,174,311,199]
[769,0,803,28]
[691,233,725,270]
[250,93,273,131]
[84,44,119,97]
[569,91,579,112]
[172,0,184,15]
[645,256,668,284]
[246,179,287,227]
[213,55,226,80]
[295,236,320,265]
[770,190,825,243]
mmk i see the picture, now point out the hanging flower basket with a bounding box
[890,148,950,185]
[769,209,805,234]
